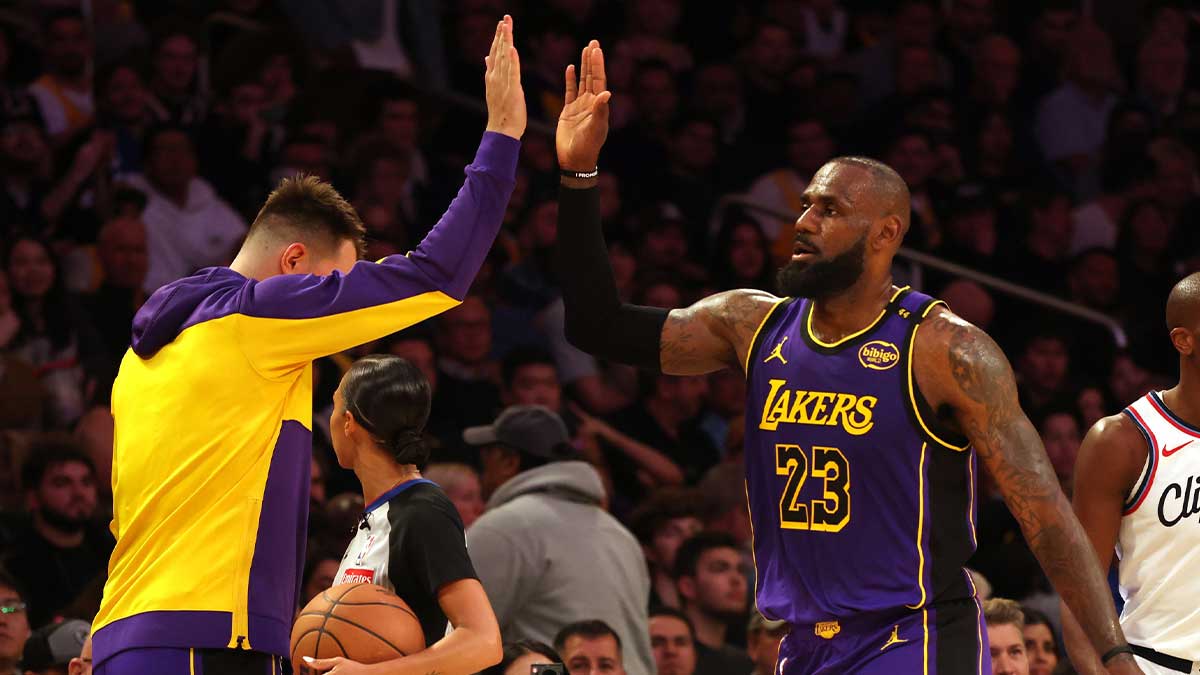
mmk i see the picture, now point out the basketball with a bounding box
[290,583,425,669]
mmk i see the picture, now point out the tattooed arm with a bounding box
[915,308,1142,675]
[660,289,780,375]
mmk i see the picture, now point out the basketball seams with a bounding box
[293,582,418,664]
[318,614,410,656]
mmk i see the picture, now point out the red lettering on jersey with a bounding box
[341,568,375,585]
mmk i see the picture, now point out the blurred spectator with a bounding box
[698,368,745,457]
[1133,34,1192,123]
[1037,410,1081,496]
[689,62,746,149]
[1118,199,1177,373]
[465,405,654,675]
[648,606,696,675]
[423,462,484,529]
[939,187,999,273]
[1015,329,1073,422]
[1021,606,1059,675]
[939,279,995,331]
[309,452,328,508]
[1070,150,1157,255]
[738,23,797,142]
[673,532,752,675]
[197,76,281,217]
[481,640,564,675]
[1021,1,1081,102]
[84,216,148,367]
[146,24,206,127]
[855,0,947,106]
[1065,248,1122,376]
[941,0,996,91]
[797,0,848,61]
[616,0,691,73]
[28,10,94,146]
[607,61,679,190]
[695,464,753,550]
[659,117,720,233]
[744,118,835,263]
[884,129,942,249]
[610,373,718,501]
[364,83,430,215]
[629,488,705,609]
[0,570,29,675]
[18,618,88,675]
[434,295,502,430]
[8,441,113,628]
[1147,137,1198,226]
[984,598,1030,675]
[1034,22,1122,198]
[127,126,246,292]
[997,189,1073,294]
[6,236,103,428]
[522,13,575,124]
[746,612,788,675]
[553,620,626,675]
[299,547,342,606]
[96,61,157,178]
[0,270,45,430]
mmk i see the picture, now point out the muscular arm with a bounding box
[555,181,776,373]
[916,309,1138,672]
[1062,416,1147,674]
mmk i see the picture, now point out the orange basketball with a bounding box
[290,583,425,669]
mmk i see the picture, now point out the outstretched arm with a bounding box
[916,308,1142,675]
[553,40,776,373]
[1062,416,1146,674]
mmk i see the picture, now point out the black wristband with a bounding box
[1100,645,1134,664]
[560,167,599,179]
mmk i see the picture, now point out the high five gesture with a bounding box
[484,15,526,141]
[558,40,612,172]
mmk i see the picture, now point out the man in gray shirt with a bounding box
[465,405,654,675]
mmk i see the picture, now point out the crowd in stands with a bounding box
[3,0,1199,673]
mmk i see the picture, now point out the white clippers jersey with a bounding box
[1117,391,1200,660]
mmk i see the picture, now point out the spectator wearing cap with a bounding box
[746,613,788,675]
[19,619,89,675]
[464,405,653,675]
[0,570,31,675]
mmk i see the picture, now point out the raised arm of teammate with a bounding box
[553,41,777,376]
[1059,416,1145,674]
[223,17,525,375]
[913,308,1142,675]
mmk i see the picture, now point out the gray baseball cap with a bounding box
[463,405,573,460]
[20,619,89,669]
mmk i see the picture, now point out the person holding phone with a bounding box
[302,355,501,674]
[481,641,565,675]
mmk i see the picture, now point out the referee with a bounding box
[91,16,526,675]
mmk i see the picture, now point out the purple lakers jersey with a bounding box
[745,287,980,625]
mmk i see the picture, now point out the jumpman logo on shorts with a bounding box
[765,337,790,365]
[881,624,909,651]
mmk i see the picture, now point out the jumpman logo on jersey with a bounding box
[880,625,909,651]
[765,336,790,365]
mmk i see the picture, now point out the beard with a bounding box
[776,233,867,299]
[39,505,89,534]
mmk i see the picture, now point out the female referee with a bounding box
[303,355,501,674]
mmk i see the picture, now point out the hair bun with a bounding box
[388,428,428,466]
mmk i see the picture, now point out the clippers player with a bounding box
[552,41,1142,675]
[1064,272,1200,675]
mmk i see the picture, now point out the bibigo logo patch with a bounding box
[858,340,900,371]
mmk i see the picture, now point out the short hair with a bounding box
[628,487,709,544]
[983,598,1025,631]
[422,463,479,493]
[674,531,741,579]
[650,606,697,641]
[249,175,367,258]
[501,346,557,388]
[21,439,95,492]
[144,124,195,158]
[1021,606,1054,630]
[553,619,623,653]
[0,566,26,601]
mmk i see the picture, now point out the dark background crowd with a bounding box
[0,0,1197,673]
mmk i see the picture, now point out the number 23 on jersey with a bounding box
[776,444,851,532]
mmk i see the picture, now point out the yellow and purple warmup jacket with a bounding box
[92,132,519,667]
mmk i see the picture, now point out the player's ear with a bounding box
[873,214,903,251]
[280,242,308,274]
[677,575,696,601]
[1170,327,1193,356]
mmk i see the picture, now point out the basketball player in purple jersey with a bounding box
[553,42,1142,675]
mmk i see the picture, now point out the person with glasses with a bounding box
[0,570,30,675]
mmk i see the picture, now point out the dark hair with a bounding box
[4,235,74,352]
[628,487,709,544]
[143,123,195,158]
[342,355,432,467]
[649,605,697,641]
[480,640,563,675]
[249,175,367,258]
[42,8,85,35]
[502,346,557,388]
[673,531,741,579]
[710,210,772,291]
[301,544,343,593]
[553,620,623,653]
[0,566,27,602]
[1020,605,1061,657]
[21,439,95,492]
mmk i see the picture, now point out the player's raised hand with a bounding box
[484,15,526,141]
[558,40,612,172]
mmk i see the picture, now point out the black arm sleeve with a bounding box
[553,184,668,371]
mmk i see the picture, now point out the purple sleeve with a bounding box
[241,132,520,320]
